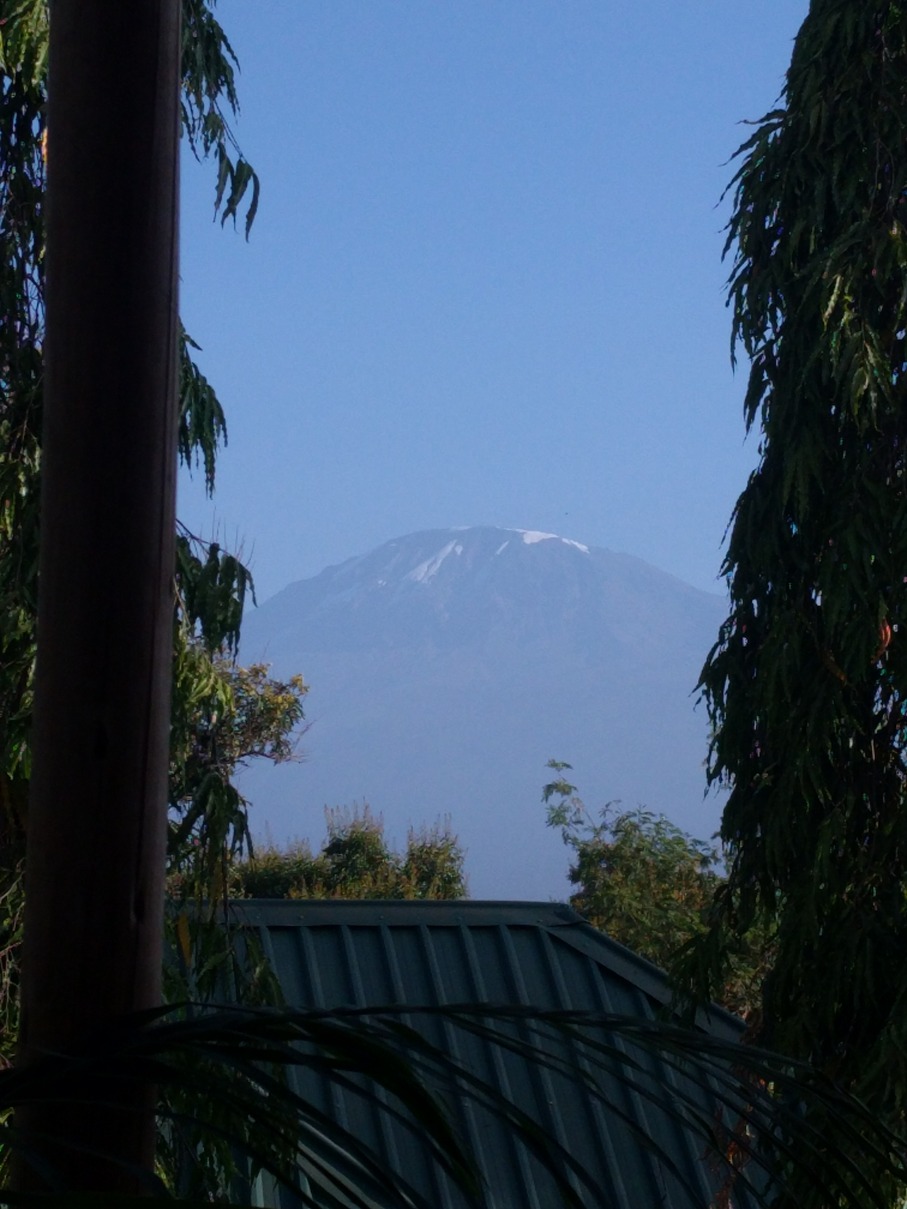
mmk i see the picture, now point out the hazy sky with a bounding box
[178,2,808,603]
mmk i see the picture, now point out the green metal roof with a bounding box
[230,899,753,1209]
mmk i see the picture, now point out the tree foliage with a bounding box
[229,807,467,901]
[168,652,307,891]
[683,3,907,1201]
[544,763,768,1019]
[544,764,720,963]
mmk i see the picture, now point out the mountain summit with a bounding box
[239,527,726,899]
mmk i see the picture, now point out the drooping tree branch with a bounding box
[682,6,907,1204]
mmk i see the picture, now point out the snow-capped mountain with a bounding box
[238,527,727,899]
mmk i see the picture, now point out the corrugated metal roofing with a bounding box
[230,899,753,1209]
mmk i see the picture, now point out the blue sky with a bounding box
[178,1,808,603]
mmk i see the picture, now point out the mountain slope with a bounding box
[238,527,726,899]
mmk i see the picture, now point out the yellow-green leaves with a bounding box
[0,0,48,83]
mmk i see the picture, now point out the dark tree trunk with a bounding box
[15,0,181,1193]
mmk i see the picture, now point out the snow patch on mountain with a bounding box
[516,529,589,554]
[406,539,464,584]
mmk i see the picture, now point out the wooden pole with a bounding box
[15,0,181,1192]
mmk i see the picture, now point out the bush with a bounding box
[231,806,467,901]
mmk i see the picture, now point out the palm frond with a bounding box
[2,1002,905,1208]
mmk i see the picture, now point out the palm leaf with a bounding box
[2,1002,905,1208]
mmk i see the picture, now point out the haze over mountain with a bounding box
[238,527,727,899]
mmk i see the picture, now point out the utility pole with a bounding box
[16,0,181,1192]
